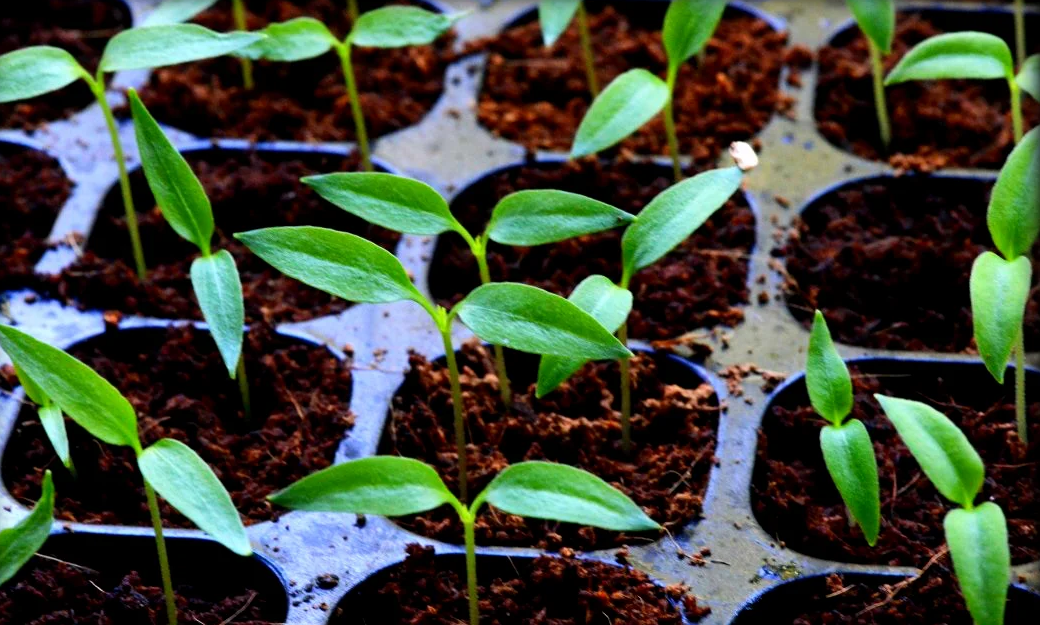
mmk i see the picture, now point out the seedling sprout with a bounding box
[145,0,257,89]
[845,0,894,149]
[539,0,599,96]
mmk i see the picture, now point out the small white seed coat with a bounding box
[729,141,759,172]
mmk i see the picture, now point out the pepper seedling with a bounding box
[875,395,1011,625]
[234,9,461,172]
[235,226,631,503]
[0,25,263,281]
[538,0,599,96]
[0,471,53,587]
[268,456,659,625]
[969,126,1039,444]
[127,89,251,419]
[570,0,728,181]
[0,325,251,625]
[845,0,894,149]
[301,171,634,406]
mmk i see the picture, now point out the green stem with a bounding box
[463,515,479,625]
[348,0,360,22]
[618,321,632,454]
[232,0,254,90]
[1015,0,1026,69]
[576,2,599,97]
[1016,328,1028,444]
[868,39,892,151]
[664,66,682,183]
[143,480,177,625]
[337,43,373,172]
[236,354,252,422]
[1011,80,1024,144]
[474,248,512,406]
[440,324,468,503]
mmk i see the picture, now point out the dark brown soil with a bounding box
[1,323,353,527]
[132,0,454,142]
[332,544,708,624]
[815,12,1040,171]
[431,159,755,341]
[0,0,130,130]
[472,4,792,167]
[752,362,1039,567]
[382,341,719,550]
[0,144,70,292]
[778,175,1040,352]
[46,149,399,323]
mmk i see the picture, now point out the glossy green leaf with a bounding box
[144,0,220,26]
[1018,54,1040,101]
[845,0,895,54]
[138,439,251,556]
[13,364,47,406]
[621,166,743,274]
[240,17,337,62]
[536,276,632,398]
[38,405,73,472]
[302,173,463,237]
[129,89,213,253]
[970,253,1031,382]
[0,325,139,449]
[0,471,54,586]
[269,456,458,516]
[944,503,1011,625]
[988,126,1040,259]
[538,0,581,47]
[806,310,853,425]
[487,190,633,246]
[100,24,265,72]
[820,420,880,546]
[351,6,458,48]
[0,47,88,103]
[235,226,423,305]
[191,251,244,378]
[476,461,659,531]
[875,395,984,508]
[662,0,727,68]
[885,32,1014,85]
[571,69,669,158]
[455,283,632,361]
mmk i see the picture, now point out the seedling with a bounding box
[969,127,1039,443]
[301,171,635,405]
[233,8,461,172]
[805,311,880,546]
[235,226,631,503]
[128,89,251,419]
[0,325,251,625]
[539,0,599,96]
[876,395,1010,625]
[0,25,262,280]
[0,471,53,587]
[268,456,659,625]
[571,0,728,181]
[845,0,894,149]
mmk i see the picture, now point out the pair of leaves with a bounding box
[845,0,894,54]
[0,471,54,586]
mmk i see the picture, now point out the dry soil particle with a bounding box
[0,0,130,130]
[430,158,755,341]
[382,341,719,550]
[132,0,454,142]
[2,323,353,526]
[471,3,791,167]
[752,364,1039,567]
[46,150,399,324]
[815,12,1039,172]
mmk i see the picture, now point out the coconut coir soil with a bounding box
[1,323,353,526]
[431,158,755,341]
[753,363,1039,567]
[383,342,720,550]
[132,0,454,142]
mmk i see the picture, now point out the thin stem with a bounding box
[232,0,255,90]
[474,248,512,406]
[463,516,479,625]
[236,354,252,421]
[1011,81,1024,144]
[337,43,373,172]
[1015,0,1026,69]
[576,2,599,97]
[1016,328,1029,444]
[143,480,177,625]
[348,0,360,23]
[618,321,632,454]
[441,324,468,503]
[868,39,892,151]
[664,67,682,183]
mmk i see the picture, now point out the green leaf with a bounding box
[486,190,634,246]
[571,69,669,158]
[239,17,337,62]
[235,226,423,305]
[874,395,984,509]
[944,503,1011,625]
[0,471,54,586]
[820,420,880,546]
[0,46,88,104]
[100,24,265,72]
[0,325,139,449]
[144,0,220,26]
[1018,54,1040,102]
[539,0,581,47]
[845,0,895,54]
[191,251,244,378]
[885,32,1014,86]
[350,6,458,48]
[455,283,632,361]
[970,253,1031,382]
[536,276,632,398]
[806,310,853,425]
[13,364,47,406]
[621,166,743,274]
[662,0,727,68]
[138,439,251,556]
[268,456,458,516]
[38,405,73,472]
[988,126,1040,259]
[129,89,213,253]
[302,173,463,237]
[476,461,659,531]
